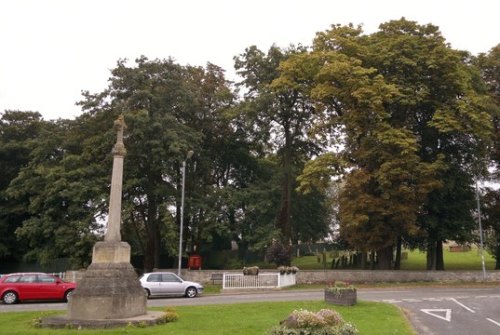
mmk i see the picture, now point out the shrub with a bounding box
[316,309,343,325]
[277,266,299,274]
[267,308,358,335]
[243,266,260,275]
[162,307,179,323]
[266,242,291,266]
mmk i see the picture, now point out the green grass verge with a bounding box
[292,246,496,271]
[399,248,495,270]
[1,301,414,335]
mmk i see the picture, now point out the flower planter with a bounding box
[324,289,357,306]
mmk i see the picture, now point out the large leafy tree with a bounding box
[279,19,493,269]
[234,45,327,252]
[366,19,493,269]
[8,117,105,268]
[76,57,251,271]
[0,111,44,262]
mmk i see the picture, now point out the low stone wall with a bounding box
[295,269,500,283]
[179,269,500,284]
[66,269,500,284]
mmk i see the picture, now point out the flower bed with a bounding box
[267,308,359,335]
[324,281,357,306]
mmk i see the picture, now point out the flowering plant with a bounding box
[277,266,299,274]
[268,308,359,335]
[325,281,356,295]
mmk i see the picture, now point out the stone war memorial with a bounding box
[43,115,164,328]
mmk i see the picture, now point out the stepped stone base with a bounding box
[43,241,148,327]
[41,311,165,329]
[67,261,147,320]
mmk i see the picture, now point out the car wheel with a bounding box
[144,288,151,298]
[64,289,74,302]
[185,287,197,298]
[2,291,18,304]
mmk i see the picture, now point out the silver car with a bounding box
[139,272,203,298]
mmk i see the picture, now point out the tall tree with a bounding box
[366,19,493,269]
[234,45,325,250]
[277,19,493,269]
[0,111,44,263]
[8,117,104,268]
[76,57,245,270]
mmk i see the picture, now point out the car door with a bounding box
[159,273,184,295]
[145,273,162,295]
[17,274,38,300]
[36,274,61,300]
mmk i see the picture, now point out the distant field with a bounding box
[291,246,496,270]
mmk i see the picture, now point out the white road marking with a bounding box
[449,298,475,313]
[423,298,443,302]
[403,298,422,302]
[487,318,500,327]
[421,309,451,322]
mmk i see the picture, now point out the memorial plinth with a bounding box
[66,241,147,320]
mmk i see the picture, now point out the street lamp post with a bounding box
[178,150,193,276]
[475,178,487,281]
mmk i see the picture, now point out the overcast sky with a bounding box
[1,0,499,120]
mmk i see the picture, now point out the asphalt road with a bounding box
[2,286,500,334]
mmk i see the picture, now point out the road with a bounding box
[2,286,500,334]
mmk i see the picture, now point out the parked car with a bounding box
[140,272,203,298]
[0,272,76,304]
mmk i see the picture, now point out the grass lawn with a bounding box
[1,301,414,335]
[400,248,495,270]
[292,246,496,271]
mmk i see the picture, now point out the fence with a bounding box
[222,272,296,290]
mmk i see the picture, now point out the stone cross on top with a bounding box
[112,115,127,157]
[105,115,127,242]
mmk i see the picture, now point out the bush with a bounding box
[267,308,359,335]
[266,242,291,266]
[162,307,179,323]
[277,266,299,274]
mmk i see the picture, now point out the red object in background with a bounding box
[188,255,202,270]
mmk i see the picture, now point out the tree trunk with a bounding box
[426,242,436,270]
[277,120,292,245]
[435,240,444,270]
[377,245,393,270]
[361,252,368,269]
[394,236,402,270]
[144,193,159,272]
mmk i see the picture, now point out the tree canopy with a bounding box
[0,19,498,272]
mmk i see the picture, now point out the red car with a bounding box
[0,272,76,304]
